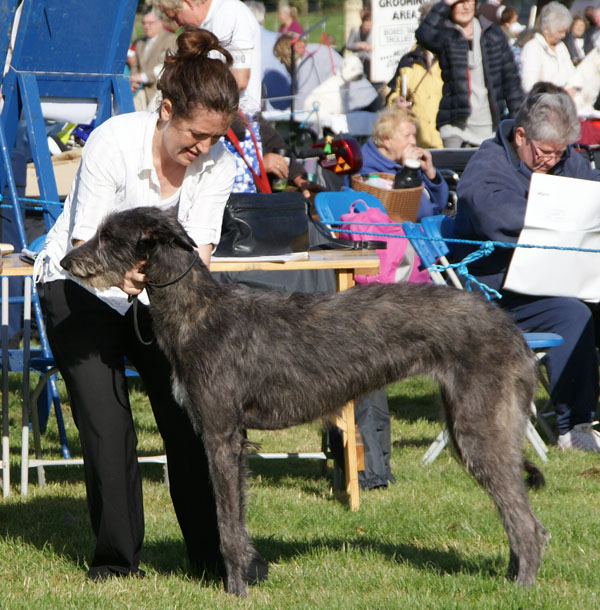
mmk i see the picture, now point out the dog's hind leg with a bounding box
[200,426,252,597]
[443,388,546,586]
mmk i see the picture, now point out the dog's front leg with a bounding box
[201,427,251,597]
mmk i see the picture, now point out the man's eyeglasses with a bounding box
[528,140,566,162]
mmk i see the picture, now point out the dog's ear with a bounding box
[138,210,197,252]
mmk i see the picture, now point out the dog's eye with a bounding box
[101,229,112,241]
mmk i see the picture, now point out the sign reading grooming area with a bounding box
[370,0,422,83]
[504,172,600,301]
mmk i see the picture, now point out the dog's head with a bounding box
[60,206,197,290]
[338,54,364,83]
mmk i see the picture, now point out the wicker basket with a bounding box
[351,173,423,222]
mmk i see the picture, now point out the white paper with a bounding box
[503,173,600,301]
[211,252,310,263]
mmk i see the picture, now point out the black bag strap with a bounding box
[304,199,386,251]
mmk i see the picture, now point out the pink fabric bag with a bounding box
[339,200,430,285]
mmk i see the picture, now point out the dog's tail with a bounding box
[524,459,545,489]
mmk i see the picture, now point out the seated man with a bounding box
[453,89,600,451]
[359,106,449,220]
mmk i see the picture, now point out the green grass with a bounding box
[1,374,600,608]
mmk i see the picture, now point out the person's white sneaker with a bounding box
[558,423,600,452]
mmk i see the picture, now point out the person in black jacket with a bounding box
[415,0,523,148]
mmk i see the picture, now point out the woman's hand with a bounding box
[292,175,325,199]
[401,145,437,181]
[119,262,146,296]
[263,153,289,179]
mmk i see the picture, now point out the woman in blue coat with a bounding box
[359,106,448,220]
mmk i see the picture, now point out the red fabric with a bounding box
[578,119,600,145]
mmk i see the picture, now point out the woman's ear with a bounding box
[159,98,173,122]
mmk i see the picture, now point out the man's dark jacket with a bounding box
[453,120,600,291]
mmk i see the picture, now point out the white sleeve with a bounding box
[179,144,235,246]
[227,16,255,70]
[70,126,126,242]
[520,40,542,94]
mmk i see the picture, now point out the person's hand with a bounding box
[401,145,437,181]
[292,176,325,199]
[129,75,142,92]
[356,41,371,51]
[263,153,289,179]
[391,95,411,109]
[119,262,146,296]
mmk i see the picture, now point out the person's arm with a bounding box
[231,68,250,91]
[415,1,452,56]
[70,127,126,243]
[519,39,541,95]
[457,154,527,244]
[345,28,360,52]
[67,125,146,294]
[497,30,524,115]
[227,16,256,93]
[422,169,449,214]
[179,142,236,252]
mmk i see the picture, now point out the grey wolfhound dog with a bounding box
[60,206,547,596]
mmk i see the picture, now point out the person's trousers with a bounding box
[354,390,394,490]
[499,292,600,435]
[39,280,222,577]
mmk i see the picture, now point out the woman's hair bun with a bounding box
[164,28,233,67]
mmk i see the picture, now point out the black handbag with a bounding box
[214,191,386,258]
[214,192,310,257]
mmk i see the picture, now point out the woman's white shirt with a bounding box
[39,110,235,314]
[520,33,575,93]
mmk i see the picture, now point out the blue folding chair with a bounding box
[402,218,562,463]
[314,190,386,230]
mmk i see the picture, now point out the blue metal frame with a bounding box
[0,0,138,459]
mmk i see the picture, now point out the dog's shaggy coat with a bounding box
[60,206,547,596]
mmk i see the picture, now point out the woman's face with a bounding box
[381,120,417,162]
[159,100,232,166]
[450,0,476,28]
[543,26,569,47]
[572,18,586,38]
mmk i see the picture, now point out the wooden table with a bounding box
[1,254,33,497]
[211,250,380,511]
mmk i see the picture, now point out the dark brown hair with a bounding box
[157,29,239,120]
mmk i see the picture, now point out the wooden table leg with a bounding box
[333,269,360,511]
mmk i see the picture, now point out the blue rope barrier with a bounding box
[430,242,502,301]
[330,221,600,301]
[330,222,600,255]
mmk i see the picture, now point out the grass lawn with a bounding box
[1,373,600,608]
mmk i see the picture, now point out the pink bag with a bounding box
[339,201,430,285]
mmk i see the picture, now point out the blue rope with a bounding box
[330,222,600,255]
[331,222,600,302]
[430,241,502,301]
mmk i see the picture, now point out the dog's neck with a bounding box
[146,251,199,290]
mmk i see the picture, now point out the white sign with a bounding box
[503,173,600,301]
[370,0,422,83]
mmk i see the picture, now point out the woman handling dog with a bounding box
[34,30,267,585]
